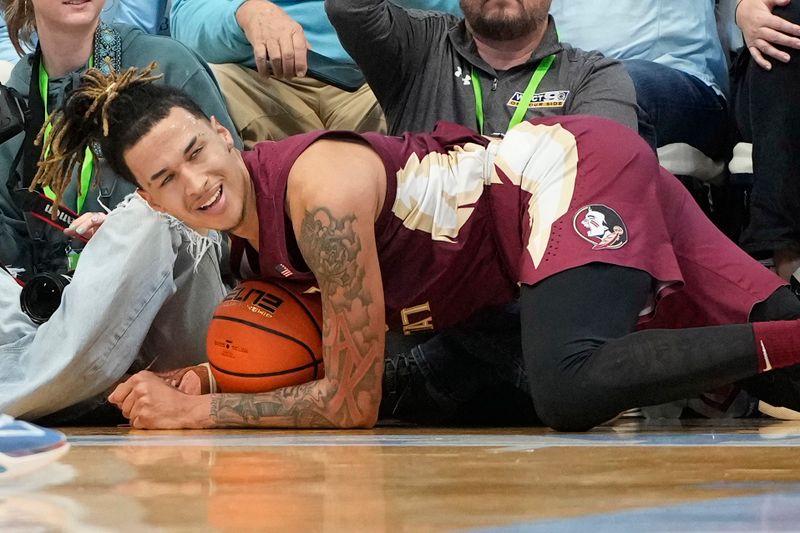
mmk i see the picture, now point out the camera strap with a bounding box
[13,190,87,241]
[20,48,44,194]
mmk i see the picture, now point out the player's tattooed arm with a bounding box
[209,206,385,429]
[210,207,383,427]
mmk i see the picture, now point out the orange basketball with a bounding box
[207,280,324,393]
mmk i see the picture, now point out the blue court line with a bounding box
[465,489,800,533]
[67,431,800,449]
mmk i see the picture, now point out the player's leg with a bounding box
[319,81,386,134]
[738,287,800,409]
[209,63,325,147]
[381,304,537,426]
[623,58,729,160]
[519,263,789,432]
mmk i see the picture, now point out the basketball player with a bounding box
[37,66,800,431]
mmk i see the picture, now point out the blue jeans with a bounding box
[0,195,228,423]
[625,59,729,159]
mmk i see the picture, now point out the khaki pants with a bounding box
[211,63,386,148]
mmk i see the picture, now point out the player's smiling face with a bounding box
[125,107,253,234]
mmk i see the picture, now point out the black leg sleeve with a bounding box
[521,264,759,432]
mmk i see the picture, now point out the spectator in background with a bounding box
[170,0,386,147]
[549,0,730,160]
[2,1,171,80]
[326,0,637,136]
[732,0,800,282]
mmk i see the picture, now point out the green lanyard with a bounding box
[471,54,555,135]
[39,56,94,215]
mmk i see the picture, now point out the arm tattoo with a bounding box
[210,207,383,428]
[301,207,365,304]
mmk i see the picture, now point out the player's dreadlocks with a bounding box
[31,62,209,215]
[30,62,161,209]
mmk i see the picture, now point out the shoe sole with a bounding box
[758,400,800,420]
[0,441,70,480]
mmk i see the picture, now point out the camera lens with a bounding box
[20,273,71,324]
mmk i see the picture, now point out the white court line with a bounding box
[67,432,800,450]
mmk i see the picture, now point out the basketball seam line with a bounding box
[208,359,321,378]
[210,314,322,373]
[270,281,323,379]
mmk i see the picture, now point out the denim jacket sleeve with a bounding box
[0,194,226,420]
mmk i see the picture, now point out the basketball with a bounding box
[206,280,324,393]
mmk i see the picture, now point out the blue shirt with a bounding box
[549,0,729,97]
[101,0,171,35]
[0,17,21,64]
[170,0,462,66]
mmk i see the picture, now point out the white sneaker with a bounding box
[0,414,69,480]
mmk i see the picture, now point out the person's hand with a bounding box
[64,211,107,239]
[737,0,800,69]
[108,370,211,429]
[235,0,310,79]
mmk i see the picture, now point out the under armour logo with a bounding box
[454,66,471,86]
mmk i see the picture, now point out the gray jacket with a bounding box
[326,0,638,135]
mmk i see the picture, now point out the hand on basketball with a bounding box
[236,0,310,78]
[109,371,211,429]
[64,211,107,240]
[737,0,800,70]
[155,364,216,395]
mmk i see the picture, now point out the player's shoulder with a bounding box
[293,136,383,181]
[288,137,386,213]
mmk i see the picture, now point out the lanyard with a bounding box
[39,56,94,215]
[471,54,555,135]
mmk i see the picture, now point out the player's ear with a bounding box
[210,116,235,151]
[136,189,165,212]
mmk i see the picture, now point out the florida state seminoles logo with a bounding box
[573,205,628,250]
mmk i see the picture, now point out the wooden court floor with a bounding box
[4,419,800,532]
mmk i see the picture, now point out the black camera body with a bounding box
[2,81,80,324]
[19,271,72,324]
[0,82,25,144]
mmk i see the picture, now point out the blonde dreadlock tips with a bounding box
[29,62,163,219]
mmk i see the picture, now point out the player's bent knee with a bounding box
[528,374,607,432]
[532,398,603,433]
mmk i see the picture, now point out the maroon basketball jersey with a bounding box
[234,116,784,334]
[236,124,517,334]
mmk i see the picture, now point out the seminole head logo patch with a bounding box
[573,205,628,250]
